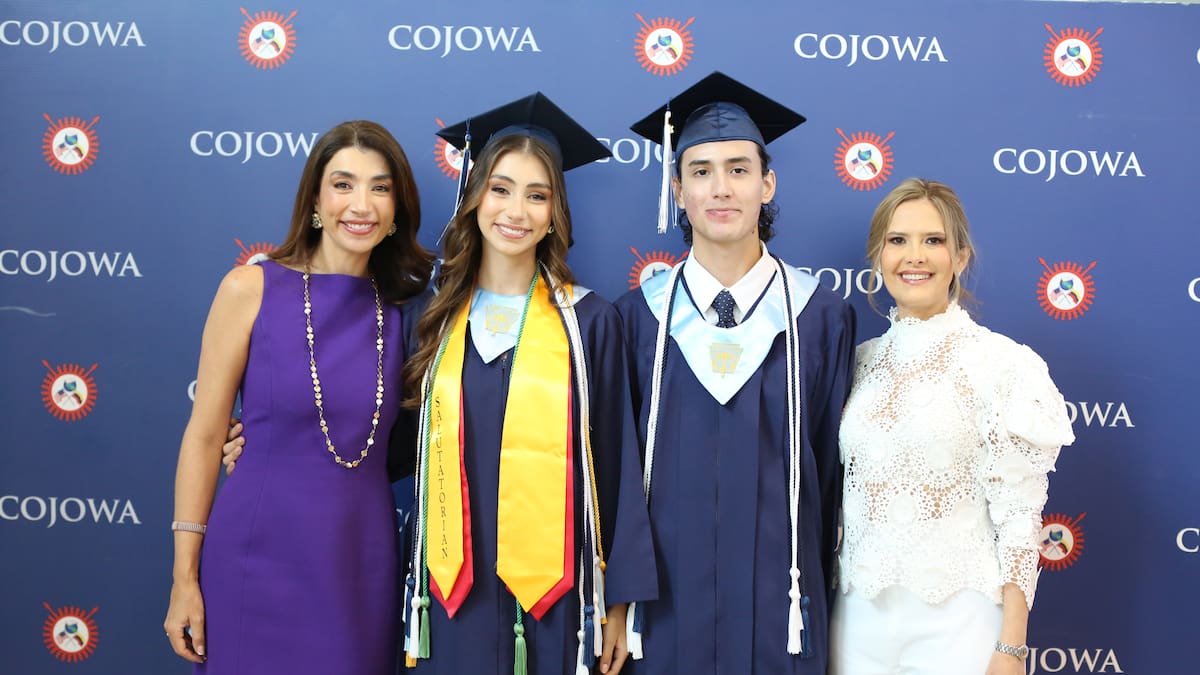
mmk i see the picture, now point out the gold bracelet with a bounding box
[171,521,207,535]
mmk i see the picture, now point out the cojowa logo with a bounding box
[1044,25,1103,87]
[0,249,142,282]
[1038,512,1086,571]
[43,604,99,663]
[794,31,947,66]
[634,14,694,76]
[993,148,1144,181]
[1,496,142,528]
[235,238,277,267]
[190,130,319,163]
[1063,401,1133,428]
[796,266,883,300]
[1024,647,1123,674]
[628,247,685,289]
[1178,527,1199,552]
[239,8,297,69]
[41,361,98,421]
[597,135,667,172]
[42,114,99,175]
[0,20,144,51]
[1038,258,1096,320]
[433,118,469,180]
[387,24,540,56]
[835,129,895,191]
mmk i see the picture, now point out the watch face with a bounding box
[1015,646,1029,658]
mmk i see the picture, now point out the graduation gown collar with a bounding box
[468,284,592,364]
[640,257,818,404]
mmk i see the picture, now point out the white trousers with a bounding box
[830,586,1003,675]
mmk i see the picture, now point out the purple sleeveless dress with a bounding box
[197,261,402,674]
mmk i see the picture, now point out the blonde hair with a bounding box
[865,177,976,312]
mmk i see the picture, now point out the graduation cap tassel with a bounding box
[454,131,472,211]
[657,110,673,234]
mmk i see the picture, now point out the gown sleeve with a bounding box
[583,296,659,606]
[977,339,1075,609]
[811,298,857,599]
[387,290,433,483]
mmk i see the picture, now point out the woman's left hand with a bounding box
[600,603,629,675]
[986,651,1025,675]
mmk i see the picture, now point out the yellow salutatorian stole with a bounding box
[425,272,573,619]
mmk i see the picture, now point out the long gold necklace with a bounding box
[303,267,384,469]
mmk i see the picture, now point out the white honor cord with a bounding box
[629,261,684,663]
[776,258,805,655]
[407,368,433,658]
[642,262,684,499]
[559,283,607,661]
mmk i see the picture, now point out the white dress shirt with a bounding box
[682,243,777,326]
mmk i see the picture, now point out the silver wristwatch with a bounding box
[995,641,1029,659]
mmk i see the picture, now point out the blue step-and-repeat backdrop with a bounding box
[2,1,1198,673]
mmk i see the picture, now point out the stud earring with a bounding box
[548,225,555,234]
[311,212,323,229]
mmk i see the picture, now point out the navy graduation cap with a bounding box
[630,72,807,232]
[436,92,611,173]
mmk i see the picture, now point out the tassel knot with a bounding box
[786,567,803,655]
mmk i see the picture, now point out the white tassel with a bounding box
[406,595,422,660]
[575,637,590,675]
[656,110,674,234]
[626,601,643,660]
[786,567,803,654]
[593,556,607,626]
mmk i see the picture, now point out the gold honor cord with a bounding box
[496,275,570,611]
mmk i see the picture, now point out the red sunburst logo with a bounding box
[434,118,468,180]
[42,114,100,175]
[1038,258,1096,320]
[628,246,685,289]
[1038,512,1086,571]
[634,14,694,76]
[41,361,98,422]
[239,8,297,70]
[1044,25,1103,87]
[835,129,895,191]
[43,603,100,663]
[235,238,277,267]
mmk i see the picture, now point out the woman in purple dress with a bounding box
[164,121,433,674]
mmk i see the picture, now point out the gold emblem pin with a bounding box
[485,304,519,334]
[709,342,742,376]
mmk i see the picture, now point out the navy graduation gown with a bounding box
[615,272,855,675]
[400,289,658,674]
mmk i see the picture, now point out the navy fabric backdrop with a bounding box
[1,1,1197,672]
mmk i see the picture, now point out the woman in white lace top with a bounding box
[830,178,1074,675]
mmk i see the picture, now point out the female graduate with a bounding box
[399,93,657,675]
[831,178,1075,675]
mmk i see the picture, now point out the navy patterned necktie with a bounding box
[713,289,737,328]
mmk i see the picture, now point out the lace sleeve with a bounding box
[977,341,1074,609]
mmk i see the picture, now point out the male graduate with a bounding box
[614,72,856,674]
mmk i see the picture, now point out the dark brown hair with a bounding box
[271,120,433,302]
[402,134,576,405]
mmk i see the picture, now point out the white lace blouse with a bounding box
[837,303,1074,609]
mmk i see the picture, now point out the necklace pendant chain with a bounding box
[303,267,385,469]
